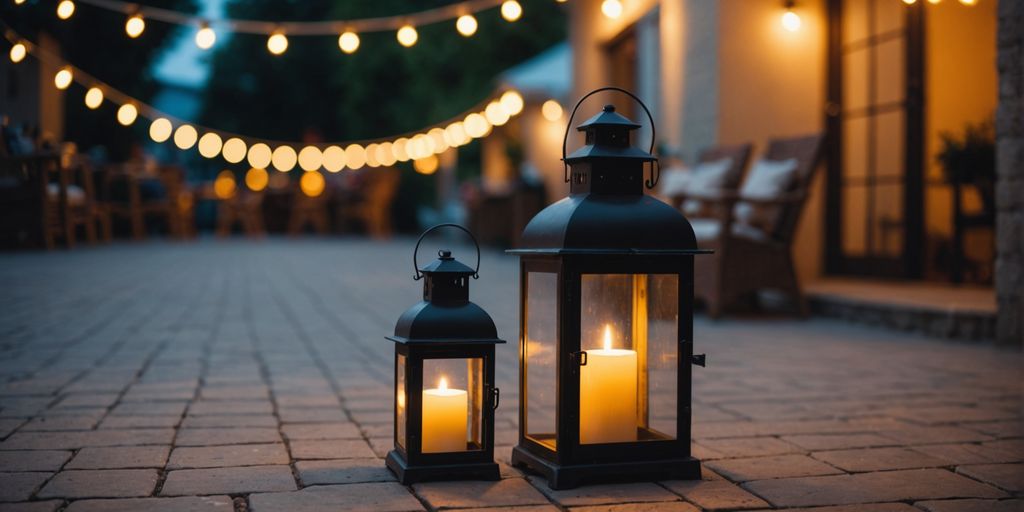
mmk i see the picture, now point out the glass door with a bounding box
[825,0,924,278]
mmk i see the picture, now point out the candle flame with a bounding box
[439,376,448,391]
[603,325,613,351]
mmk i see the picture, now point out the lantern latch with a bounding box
[691,354,706,367]
[572,351,588,366]
[492,387,500,410]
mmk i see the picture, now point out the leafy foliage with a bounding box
[936,119,995,186]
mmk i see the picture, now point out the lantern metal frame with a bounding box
[508,88,708,489]
[386,224,505,485]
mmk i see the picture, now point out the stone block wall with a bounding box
[996,1,1024,346]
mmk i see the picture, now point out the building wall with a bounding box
[717,0,829,282]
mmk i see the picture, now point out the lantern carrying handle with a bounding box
[561,86,658,188]
[413,223,481,281]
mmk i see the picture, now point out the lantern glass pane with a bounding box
[579,274,678,444]
[396,353,406,450]
[524,271,558,450]
[421,357,484,453]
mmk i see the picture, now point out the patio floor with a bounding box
[0,238,1021,511]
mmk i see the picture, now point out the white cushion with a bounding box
[734,158,798,231]
[47,183,86,205]
[658,168,691,198]
[681,157,733,216]
[691,218,768,243]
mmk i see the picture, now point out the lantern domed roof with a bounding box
[510,194,701,255]
[388,301,502,344]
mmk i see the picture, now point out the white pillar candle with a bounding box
[422,377,468,452]
[580,325,638,444]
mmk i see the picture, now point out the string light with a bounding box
[56,0,75,20]
[959,0,977,5]
[456,14,478,37]
[298,146,323,171]
[464,113,489,138]
[322,145,346,172]
[213,170,236,199]
[781,8,801,31]
[300,170,325,197]
[365,143,381,167]
[902,0,916,4]
[396,25,418,47]
[271,145,297,172]
[485,100,510,126]
[116,104,138,125]
[198,132,223,158]
[345,144,366,170]
[222,137,247,163]
[601,0,623,19]
[267,31,288,55]
[376,142,397,166]
[413,155,439,175]
[173,124,198,150]
[501,0,522,22]
[14,0,27,5]
[500,90,524,116]
[54,67,73,90]
[542,99,563,121]
[195,23,216,49]
[149,117,173,143]
[392,137,410,162]
[84,87,103,109]
[338,31,360,54]
[125,13,145,38]
[927,0,941,3]
[245,167,268,191]
[247,143,272,169]
[9,42,26,63]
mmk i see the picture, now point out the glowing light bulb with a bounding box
[376,142,396,166]
[456,14,478,36]
[149,118,173,143]
[781,10,801,31]
[958,0,977,5]
[247,143,272,169]
[298,146,323,171]
[428,128,449,155]
[213,170,236,199]
[445,122,468,147]
[300,170,325,197]
[365,143,381,168]
[116,104,138,126]
[56,0,75,20]
[84,87,103,109]
[174,124,198,150]
[198,133,223,158]
[322,145,346,172]
[267,31,288,55]
[125,14,145,38]
[601,0,623,19]
[392,138,410,162]
[54,67,73,90]
[500,90,524,116]
[464,113,489,138]
[345,144,366,170]
[397,25,418,47]
[272,145,297,172]
[195,24,216,49]
[222,137,247,163]
[541,100,563,121]
[338,31,360,54]
[485,101,510,126]
[501,0,522,21]
[603,325,613,350]
[9,43,26,63]
[413,155,439,175]
[927,0,941,3]
[246,167,268,192]
[14,0,27,5]
[902,0,917,4]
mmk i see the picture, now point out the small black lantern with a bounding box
[386,224,505,484]
[508,87,708,489]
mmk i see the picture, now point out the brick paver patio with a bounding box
[0,239,1021,511]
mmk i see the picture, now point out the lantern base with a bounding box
[511,445,701,490]
[386,450,501,485]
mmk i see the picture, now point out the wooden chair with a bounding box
[0,154,62,249]
[338,168,400,239]
[667,143,753,211]
[217,191,265,238]
[288,186,331,236]
[104,164,192,239]
[690,134,825,318]
[59,160,109,247]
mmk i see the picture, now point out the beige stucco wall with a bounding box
[717,0,828,282]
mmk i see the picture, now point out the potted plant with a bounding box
[937,119,996,214]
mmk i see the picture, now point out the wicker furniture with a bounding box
[666,143,753,212]
[689,134,825,318]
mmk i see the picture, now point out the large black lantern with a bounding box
[386,224,505,484]
[508,88,707,489]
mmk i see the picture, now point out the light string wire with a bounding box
[52,0,511,34]
[3,25,525,169]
